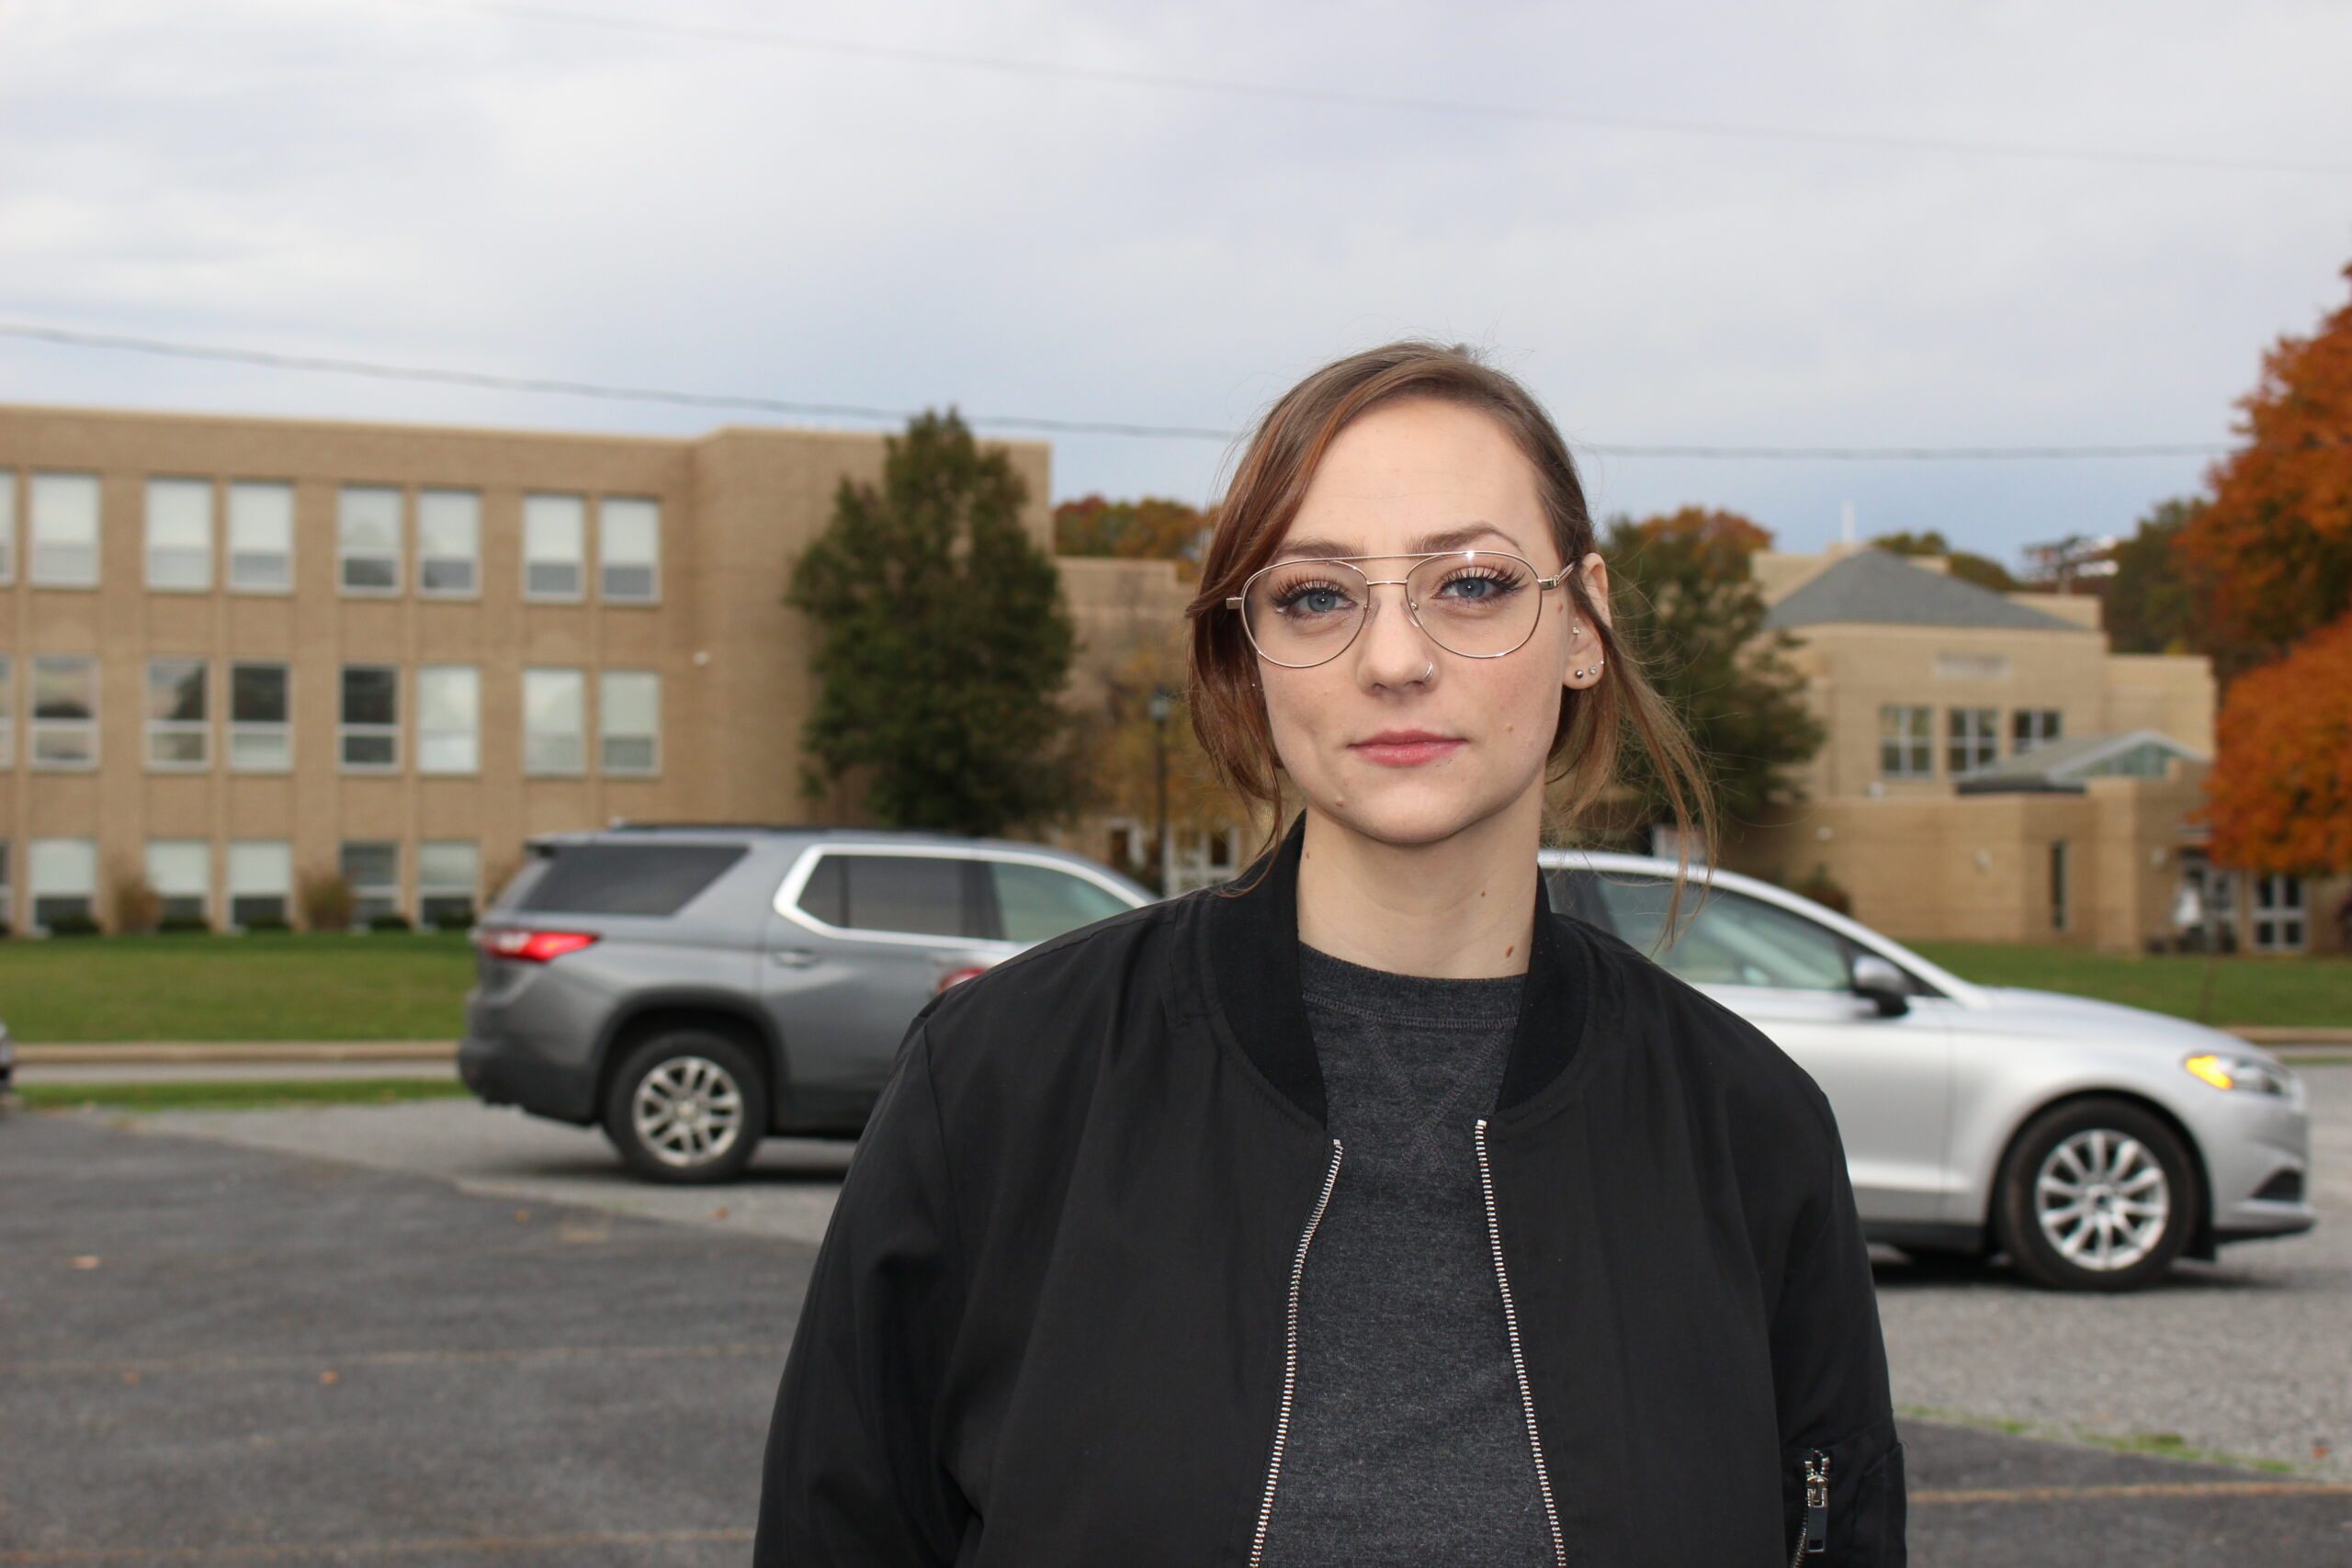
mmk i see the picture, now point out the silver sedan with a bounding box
[1542,852,2316,1291]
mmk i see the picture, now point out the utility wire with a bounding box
[399,0,2352,178]
[0,321,2231,458]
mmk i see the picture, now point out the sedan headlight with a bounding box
[2183,1053,2294,1096]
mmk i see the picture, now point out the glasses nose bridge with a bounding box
[1352,572,1436,648]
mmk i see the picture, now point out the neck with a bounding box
[1293,793,1543,979]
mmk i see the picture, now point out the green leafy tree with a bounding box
[1866,529,2019,593]
[1604,508,1826,827]
[788,411,1080,836]
[2103,498,2207,655]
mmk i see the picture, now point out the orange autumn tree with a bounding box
[2178,265,2352,678]
[2187,263,2352,873]
[2202,615,2352,872]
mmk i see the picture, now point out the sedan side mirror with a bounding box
[1850,954,1911,1018]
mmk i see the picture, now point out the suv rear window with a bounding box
[517,843,746,917]
[796,853,977,938]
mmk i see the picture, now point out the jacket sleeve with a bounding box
[1771,1099,1906,1567]
[755,1024,971,1565]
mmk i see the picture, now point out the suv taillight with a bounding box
[478,927,599,964]
[936,965,989,993]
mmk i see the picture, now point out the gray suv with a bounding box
[458,826,1153,1182]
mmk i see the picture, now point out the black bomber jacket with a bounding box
[756,824,1906,1565]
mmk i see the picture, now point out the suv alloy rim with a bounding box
[2034,1129,2171,1271]
[631,1055,746,1168]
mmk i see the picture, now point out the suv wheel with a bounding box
[603,1032,764,1184]
[1994,1098,2197,1292]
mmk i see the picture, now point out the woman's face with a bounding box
[1257,397,1608,850]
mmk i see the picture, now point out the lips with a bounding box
[1350,730,1465,767]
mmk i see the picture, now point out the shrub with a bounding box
[46,911,104,938]
[299,873,356,932]
[367,912,414,933]
[429,904,477,932]
[241,915,292,934]
[1792,864,1854,916]
[112,875,164,936]
[157,914,214,935]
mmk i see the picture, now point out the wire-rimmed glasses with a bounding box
[1225,550,1573,669]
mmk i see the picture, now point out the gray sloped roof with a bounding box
[1763,549,2080,632]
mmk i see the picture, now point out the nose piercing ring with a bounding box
[1420,660,1436,682]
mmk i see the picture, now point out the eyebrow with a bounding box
[1275,523,1527,561]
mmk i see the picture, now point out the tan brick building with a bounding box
[1725,546,2346,955]
[0,401,1053,931]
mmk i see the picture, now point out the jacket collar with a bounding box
[1204,815,1589,1125]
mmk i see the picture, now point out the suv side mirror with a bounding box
[1850,954,1911,1018]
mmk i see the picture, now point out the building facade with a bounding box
[0,401,1052,932]
[1726,546,2345,955]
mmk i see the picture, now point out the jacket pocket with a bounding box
[1782,1433,1905,1566]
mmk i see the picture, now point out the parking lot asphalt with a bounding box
[5,1078,2347,1565]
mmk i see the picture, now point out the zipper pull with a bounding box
[1801,1450,1830,1555]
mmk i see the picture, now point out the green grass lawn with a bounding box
[0,931,475,1042]
[15,1078,471,1112]
[1905,942,2352,1028]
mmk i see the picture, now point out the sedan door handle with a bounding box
[769,948,820,968]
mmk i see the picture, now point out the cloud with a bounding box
[3,0,2348,558]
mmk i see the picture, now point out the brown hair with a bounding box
[1184,341,1715,870]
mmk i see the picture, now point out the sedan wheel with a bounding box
[1996,1098,2197,1292]
[603,1032,765,1184]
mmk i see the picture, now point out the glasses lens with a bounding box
[1407,552,1544,657]
[1243,559,1368,666]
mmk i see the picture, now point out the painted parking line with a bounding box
[1917,1481,2352,1505]
[0,1341,788,1378]
[0,1532,754,1563]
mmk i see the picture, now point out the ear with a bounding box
[1561,551,1611,691]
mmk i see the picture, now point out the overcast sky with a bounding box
[6,0,2351,566]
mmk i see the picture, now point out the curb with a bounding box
[17,1041,458,1066]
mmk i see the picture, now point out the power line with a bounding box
[399,0,2352,178]
[0,321,2231,459]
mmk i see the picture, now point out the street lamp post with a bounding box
[1148,686,1173,897]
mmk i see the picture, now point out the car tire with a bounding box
[602,1031,765,1185]
[1994,1098,2198,1292]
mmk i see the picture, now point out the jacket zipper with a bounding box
[1789,1449,1830,1564]
[1474,1119,1568,1568]
[1247,1138,1344,1568]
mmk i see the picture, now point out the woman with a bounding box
[757,343,1905,1565]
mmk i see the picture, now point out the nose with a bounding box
[1351,580,1438,689]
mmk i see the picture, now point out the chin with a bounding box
[1314,776,1524,851]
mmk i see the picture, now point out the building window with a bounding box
[599,497,660,603]
[30,472,101,587]
[31,656,98,769]
[145,478,214,591]
[228,481,295,592]
[228,840,292,929]
[0,656,11,769]
[339,664,400,770]
[230,661,291,772]
[1878,705,1931,778]
[2049,840,2069,932]
[341,841,401,925]
[417,490,480,596]
[2013,708,2063,754]
[416,665,481,774]
[599,670,660,774]
[418,840,480,927]
[1948,707,1999,776]
[524,667,586,774]
[146,840,212,926]
[1,469,17,582]
[146,658,210,770]
[524,494,586,600]
[29,838,98,931]
[2253,874,2306,953]
[339,486,402,593]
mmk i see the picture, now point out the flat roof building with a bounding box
[0,400,1051,931]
